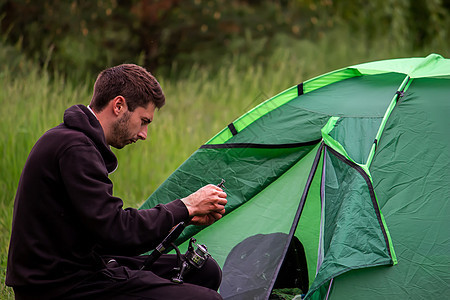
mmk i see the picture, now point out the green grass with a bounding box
[1,29,447,298]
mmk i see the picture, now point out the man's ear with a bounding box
[112,96,127,116]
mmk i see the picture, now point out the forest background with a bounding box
[1,0,450,298]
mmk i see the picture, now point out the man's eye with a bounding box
[142,119,151,126]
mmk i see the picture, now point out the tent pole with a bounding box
[325,278,334,300]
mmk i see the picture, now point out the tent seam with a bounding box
[200,139,322,149]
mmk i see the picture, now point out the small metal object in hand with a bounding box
[217,179,225,188]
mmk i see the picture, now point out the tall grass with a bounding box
[1,29,446,298]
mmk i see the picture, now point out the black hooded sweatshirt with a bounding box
[6,105,189,298]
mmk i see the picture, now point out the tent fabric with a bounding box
[351,53,450,78]
[141,142,320,246]
[307,146,394,300]
[140,54,450,299]
[329,76,450,299]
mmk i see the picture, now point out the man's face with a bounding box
[109,102,156,149]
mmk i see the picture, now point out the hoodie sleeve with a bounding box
[59,142,189,255]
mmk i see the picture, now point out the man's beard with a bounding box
[110,112,132,149]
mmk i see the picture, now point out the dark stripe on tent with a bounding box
[265,142,324,299]
[228,123,238,136]
[201,139,322,149]
[298,83,304,96]
[326,146,392,259]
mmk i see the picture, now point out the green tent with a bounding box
[141,54,450,299]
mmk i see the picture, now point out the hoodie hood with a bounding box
[63,105,118,173]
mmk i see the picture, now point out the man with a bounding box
[6,64,227,299]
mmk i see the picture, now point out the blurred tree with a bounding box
[1,0,449,80]
[0,0,140,80]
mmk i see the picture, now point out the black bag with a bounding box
[273,236,309,294]
[221,233,309,299]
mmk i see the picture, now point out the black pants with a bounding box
[15,254,223,300]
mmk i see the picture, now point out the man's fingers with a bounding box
[218,191,227,199]
[212,199,227,212]
[210,212,223,220]
[209,186,227,210]
[183,184,228,218]
[217,197,227,205]
[209,183,227,193]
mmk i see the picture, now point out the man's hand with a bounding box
[181,184,227,226]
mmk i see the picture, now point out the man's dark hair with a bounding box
[90,64,165,112]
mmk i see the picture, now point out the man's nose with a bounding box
[138,126,148,140]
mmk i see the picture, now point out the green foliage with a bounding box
[270,288,304,299]
[1,0,140,81]
[1,0,450,81]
